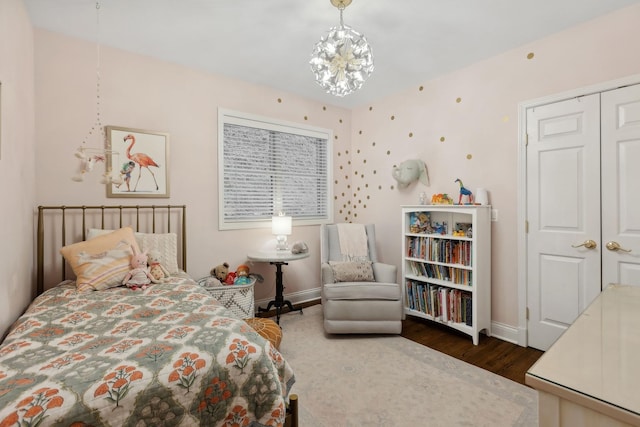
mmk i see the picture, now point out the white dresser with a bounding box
[526,284,640,426]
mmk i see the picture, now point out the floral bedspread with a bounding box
[0,278,295,427]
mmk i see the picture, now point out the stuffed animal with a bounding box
[148,250,170,283]
[210,262,230,282]
[122,249,154,290]
[234,264,252,285]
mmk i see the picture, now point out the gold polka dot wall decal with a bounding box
[354,213,358,218]
[357,149,361,153]
[304,116,308,120]
[347,184,351,189]
[467,154,473,159]
[364,204,367,208]
[339,165,343,170]
[372,142,376,146]
[419,86,424,91]
[348,160,351,165]
[391,185,395,190]
[373,170,377,174]
[387,150,391,155]
[345,175,348,179]
[342,192,345,196]
[409,132,413,137]
[357,187,361,191]
[347,200,351,205]
[379,185,382,190]
[354,171,358,175]
[365,184,369,188]
[334,135,338,140]
[361,174,364,178]
[369,106,373,111]
[456,97,462,103]
[339,118,343,123]
[345,150,349,154]
[440,136,445,142]
[527,52,534,59]
[338,152,341,156]
[391,115,395,120]
[277,98,282,103]
[363,159,367,163]
[359,130,363,135]
[367,195,370,199]
[323,106,327,110]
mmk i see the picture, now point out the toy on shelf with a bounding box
[410,212,435,234]
[455,178,474,205]
[431,193,454,205]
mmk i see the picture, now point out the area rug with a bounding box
[278,305,538,427]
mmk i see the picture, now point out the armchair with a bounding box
[320,224,403,334]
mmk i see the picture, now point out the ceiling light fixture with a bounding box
[309,0,374,97]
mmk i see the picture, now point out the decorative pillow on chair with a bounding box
[329,261,375,282]
[60,227,139,292]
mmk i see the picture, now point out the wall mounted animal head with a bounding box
[392,159,429,189]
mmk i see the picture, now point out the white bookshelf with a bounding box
[401,205,491,345]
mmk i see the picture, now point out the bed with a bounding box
[0,205,297,427]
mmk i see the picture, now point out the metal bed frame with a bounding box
[36,205,187,295]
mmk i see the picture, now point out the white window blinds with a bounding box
[218,109,333,230]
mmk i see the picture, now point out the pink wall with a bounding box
[0,0,36,337]
[350,3,640,330]
[33,29,352,305]
[15,1,640,339]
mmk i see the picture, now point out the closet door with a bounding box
[526,94,602,351]
[601,84,640,287]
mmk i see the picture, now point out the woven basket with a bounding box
[197,276,256,319]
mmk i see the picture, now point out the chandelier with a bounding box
[309,0,374,97]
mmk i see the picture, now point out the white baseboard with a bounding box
[255,287,321,312]
[490,320,525,346]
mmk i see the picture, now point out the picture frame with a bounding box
[106,125,170,198]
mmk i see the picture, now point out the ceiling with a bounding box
[23,0,640,109]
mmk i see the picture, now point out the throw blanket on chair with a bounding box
[337,223,369,261]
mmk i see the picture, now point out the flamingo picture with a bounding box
[123,134,160,191]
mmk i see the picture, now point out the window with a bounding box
[218,109,333,230]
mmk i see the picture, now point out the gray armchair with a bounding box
[320,224,403,334]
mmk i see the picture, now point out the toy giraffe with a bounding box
[455,178,474,204]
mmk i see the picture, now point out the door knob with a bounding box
[572,239,597,249]
[606,241,632,253]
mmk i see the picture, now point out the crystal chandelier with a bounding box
[309,0,374,97]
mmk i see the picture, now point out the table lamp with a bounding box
[272,213,292,251]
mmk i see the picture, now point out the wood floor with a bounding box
[401,315,544,386]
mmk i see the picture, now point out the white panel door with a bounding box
[602,85,640,286]
[526,94,602,351]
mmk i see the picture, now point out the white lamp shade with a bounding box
[272,215,292,236]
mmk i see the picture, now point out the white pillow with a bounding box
[329,261,375,282]
[87,228,179,274]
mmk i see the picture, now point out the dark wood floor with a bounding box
[401,315,543,386]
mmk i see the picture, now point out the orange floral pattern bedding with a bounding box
[0,278,295,427]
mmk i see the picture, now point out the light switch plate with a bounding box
[491,209,498,222]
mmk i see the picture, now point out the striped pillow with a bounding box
[60,227,139,292]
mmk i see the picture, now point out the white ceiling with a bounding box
[23,0,640,109]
